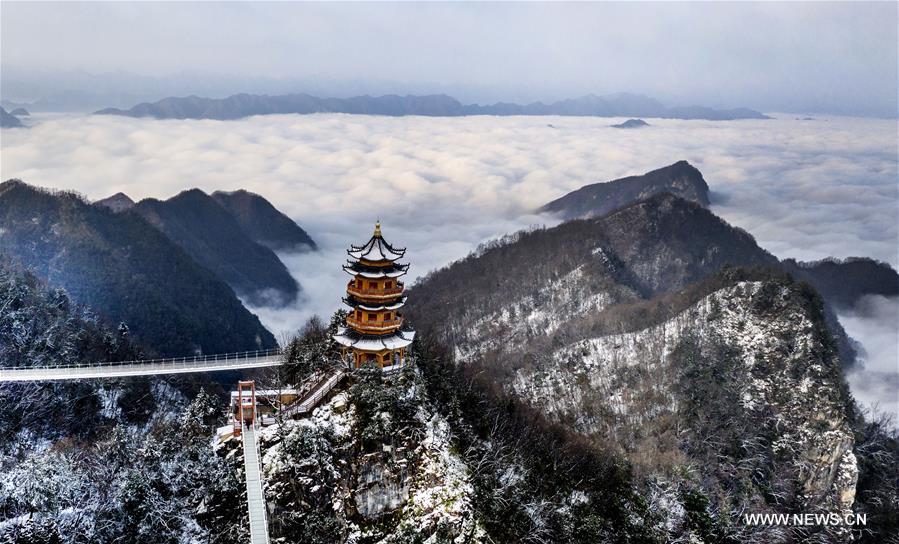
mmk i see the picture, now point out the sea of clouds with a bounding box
[1,113,896,416]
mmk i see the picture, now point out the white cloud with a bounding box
[1,112,896,411]
[839,296,899,422]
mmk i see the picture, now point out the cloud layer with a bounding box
[839,296,899,420]
[1,112,896,412]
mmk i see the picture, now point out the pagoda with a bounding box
[333,222,415,368]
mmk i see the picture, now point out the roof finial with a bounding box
[373,220,381,237]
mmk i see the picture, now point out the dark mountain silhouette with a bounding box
[539,160,711,220]
[0,179,276,355]
[95,92,768,121]
[94,192,135,212]
[133,189,301,307]
[9,107,29,116]
[211,189,316,252]
[783,257,899,309]
[0,107,23,128]
[610,118,649,128]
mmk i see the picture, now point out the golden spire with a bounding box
[373,220,381,237]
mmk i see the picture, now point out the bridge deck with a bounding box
[242,424,270,544]
[0,350,283,381]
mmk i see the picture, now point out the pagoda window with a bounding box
[368,313,377,321]
[386,280,393,288]
[368,281,377,289]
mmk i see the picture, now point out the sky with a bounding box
[1,2,897,116]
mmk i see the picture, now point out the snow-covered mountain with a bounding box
[2,187,897,542]
[406,194,899,541]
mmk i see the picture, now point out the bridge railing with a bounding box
[0,347,285,371]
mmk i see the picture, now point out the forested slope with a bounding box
[0,180,276,356]
[0,263,247,543]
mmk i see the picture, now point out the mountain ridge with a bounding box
[132,189,302,307]
[211,189,316,252]
[539,160,712,220]
[94,91,769,121]
[0,179,277,355]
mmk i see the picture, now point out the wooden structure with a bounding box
[230,386,301,433]
[333,222,415,368]
[233,380,257,436]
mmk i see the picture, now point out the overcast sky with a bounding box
[1,2,897,115]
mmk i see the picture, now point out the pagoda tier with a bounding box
[334,222,416,369]
[342,260,409,278]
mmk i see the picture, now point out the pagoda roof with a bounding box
[333,327,415,351]
[348,222,406,263]
[343,295,406,311]
[343,261,408,278]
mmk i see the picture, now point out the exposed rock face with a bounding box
[354,452,411,517]
[426,274,859,540]
[256,372,481,543]
[509,281,856,512]
[539,161,711,220]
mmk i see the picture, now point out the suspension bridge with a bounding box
[0,348,355,544]
[0,348,285,382]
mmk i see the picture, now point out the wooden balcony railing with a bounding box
[346,314,404,332]
[347,282,404,299]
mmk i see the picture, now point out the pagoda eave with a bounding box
[342,265,408,279]
[343,296,406,311]
[333,327,415,351]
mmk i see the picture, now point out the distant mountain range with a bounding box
[94,92,769,121]
[0,180,277,356]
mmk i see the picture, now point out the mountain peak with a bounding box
[539,160,710,220]
[211,189,316,252]
[133,189,302,306]
[94,192,135,212]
